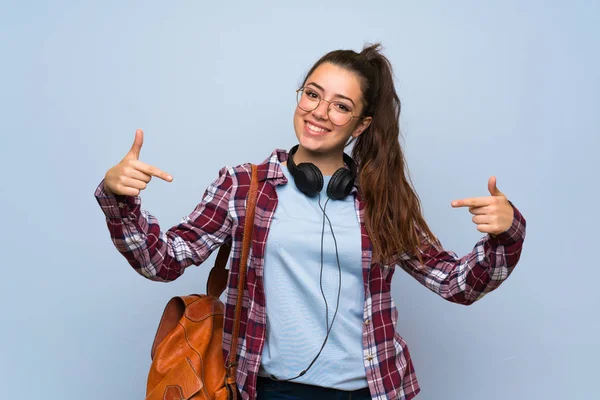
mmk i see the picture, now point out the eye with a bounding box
[304,88,320,99]
[333,102,352,113]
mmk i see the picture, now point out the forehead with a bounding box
[305,62,363,100]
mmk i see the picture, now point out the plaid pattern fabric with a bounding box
[95,148,526,400]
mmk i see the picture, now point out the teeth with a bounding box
[307,122,328,133]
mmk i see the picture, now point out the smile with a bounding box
[305,121,331,134]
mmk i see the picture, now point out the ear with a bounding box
[351,116,372,138]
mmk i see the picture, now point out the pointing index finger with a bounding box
[451,197,494,208]
[134,160,173,182]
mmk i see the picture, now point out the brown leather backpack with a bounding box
[145,164,258,400]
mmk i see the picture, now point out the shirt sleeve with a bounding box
[397,203,526,305]
[94,166,234,282]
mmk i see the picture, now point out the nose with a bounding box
[312,99,330,121]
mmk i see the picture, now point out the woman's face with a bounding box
[293,62,372,157]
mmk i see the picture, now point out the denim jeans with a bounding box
[256,376,372,400]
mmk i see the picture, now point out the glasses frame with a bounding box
[296,87,363,127]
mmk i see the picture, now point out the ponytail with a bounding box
[302,43,438,264]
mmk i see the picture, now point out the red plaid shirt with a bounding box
[95,148,526,400]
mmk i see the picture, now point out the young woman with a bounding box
[95,43,526,400]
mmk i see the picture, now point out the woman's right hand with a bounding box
[103,129,173,196]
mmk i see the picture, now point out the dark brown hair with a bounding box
[302,43,438,264]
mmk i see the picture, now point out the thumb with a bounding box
[488,176,504,197]
[126,129,144,160]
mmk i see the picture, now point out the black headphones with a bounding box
[286,144,357,200]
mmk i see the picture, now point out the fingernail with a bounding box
[451,201,458,207]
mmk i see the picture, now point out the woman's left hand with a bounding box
[451,176,514,235]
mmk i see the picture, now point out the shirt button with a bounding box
[366,354,373,361]
[364,319,370,326]
[118,202,125,208]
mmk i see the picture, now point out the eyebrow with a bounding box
[306,82,356,107]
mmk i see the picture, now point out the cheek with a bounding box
[293,108,305,136]
[335,123,355,139]
[294,105,308,119]
[293,107,302,123]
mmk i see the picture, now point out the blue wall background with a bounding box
[1,1,598,398]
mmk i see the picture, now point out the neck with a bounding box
[292,145,345,176]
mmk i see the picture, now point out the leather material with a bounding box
[206,242,232,298]
[145,164,259,400]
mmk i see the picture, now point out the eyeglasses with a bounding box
[296,87,362,126]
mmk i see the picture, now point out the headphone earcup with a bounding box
[327,168,355,200]
[294,162,324,197]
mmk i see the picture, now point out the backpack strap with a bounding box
[225,164,258,391]
[206,242,232,298]
[203,164,258,393]
[206,164,258,299]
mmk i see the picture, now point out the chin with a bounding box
[296,131,327,154]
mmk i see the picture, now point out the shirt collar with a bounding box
[257,148,288,183]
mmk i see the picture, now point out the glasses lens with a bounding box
[328,104,353,126]
[297,88,319,112]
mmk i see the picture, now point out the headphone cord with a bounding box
[270,195,343,381]
[319,197,343,336]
